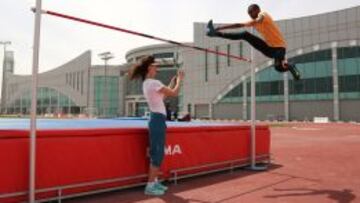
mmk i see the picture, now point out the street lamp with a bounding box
[0,41,12,114]
[98,52,114,117]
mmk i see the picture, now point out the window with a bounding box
[94,76,119,116]
[127,58,134,63]
[69,73,72,87]
[227,44,231,67]
[135,55,146,61]
[155,68,177,85]
[247,81,251,97]
[153,52,174,59]
[291,49,331,64]
[205,50,208,82]
[81,71,84,95]
[72,72,76,89]
[339,75,360,92]
[289,77,333,95]
[239,42,243,57]
[215,46,219,74]
[338,47,360,59]
[255,81,283,96]
[76,72,80,91]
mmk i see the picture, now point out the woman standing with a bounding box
[129,55,184,196]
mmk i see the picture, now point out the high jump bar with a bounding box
[34,9,251,63]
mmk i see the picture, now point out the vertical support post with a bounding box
[250,47,257,168]
[249,30,267,171]
[104,61,107,117]
[20,94,23,115]
[30,0,42,202]
[284,72,289,121]
[57,91,60,115]
[242,76,247,121]
[58,189,62,203]
[332,43,340,121]
[209,103,213,119]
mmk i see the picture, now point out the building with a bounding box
[2,6,360,121]
[4,51,127,117]
[2,45,184,118]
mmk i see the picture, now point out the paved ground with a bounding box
[65,122,360,203]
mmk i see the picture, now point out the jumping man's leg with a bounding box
[274,58,301,80]
[272,48,301,80]
[285,62,301,80]
[207,20,273,57]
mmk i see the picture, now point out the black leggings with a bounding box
[218,31,288,72]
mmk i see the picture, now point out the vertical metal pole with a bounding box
[104,60,108,117]
[332,44,340,121]
[20,94,23,115]
[57,91,60,115]
[242,77,247,121]
[209,103,213,119]
[249,29,267,171]
[284,72,289,121]
[250,46,256,168]
[30,1,42,202]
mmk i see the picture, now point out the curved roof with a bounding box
[125,42,193,59]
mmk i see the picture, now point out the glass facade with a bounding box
[220,46,360,103]
[153,52,174,59]
[126,66,177,96]
[8,87,77,114]
[94,76,119,117]
[288,49,333,101]
[338,47,360,99]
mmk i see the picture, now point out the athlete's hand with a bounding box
[169,76,177,87]
[177,70,185,82]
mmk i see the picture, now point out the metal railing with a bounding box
[0,154,271,203]
[170,154,271,185]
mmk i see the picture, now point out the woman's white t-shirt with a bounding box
[142,78,166,116]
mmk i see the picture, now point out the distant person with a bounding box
[129,55,185,196]
[165,102,172,121]
[173,108,179,121]
[206,4,301,80]
[178,113,191,122]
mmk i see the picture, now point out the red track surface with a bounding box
[65,122,360,203]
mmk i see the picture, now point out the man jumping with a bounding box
[207,4,301,80]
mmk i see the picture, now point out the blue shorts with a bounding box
[148,112,167,167]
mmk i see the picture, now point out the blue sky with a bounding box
[0,0,359,77]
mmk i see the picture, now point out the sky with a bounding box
[0,0,359,78]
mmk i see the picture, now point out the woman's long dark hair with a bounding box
[129,55,155,81]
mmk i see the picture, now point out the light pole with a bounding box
[98,52,114,117]
[0,41,11,114]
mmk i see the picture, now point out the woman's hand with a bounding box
[176,70,185,83]
[168,76,177,87]
[160,70,184,97]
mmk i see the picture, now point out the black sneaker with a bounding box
[206,20,218,37]
[289,64,301,80]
